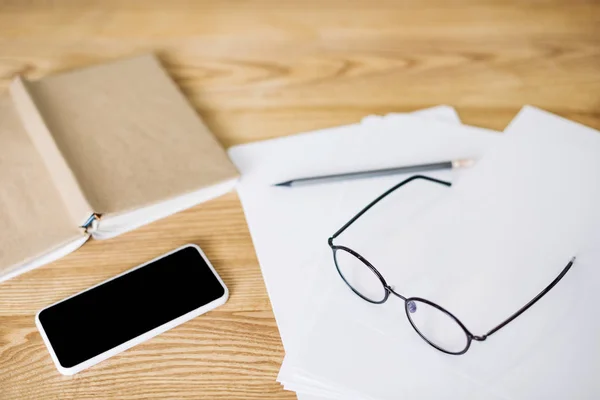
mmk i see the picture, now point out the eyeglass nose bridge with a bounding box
[385,285,407,301]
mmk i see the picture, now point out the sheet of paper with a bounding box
[280,107,600,400]
[287,108,469,400]
[277,180,464,399]
[288,110,472,400]
[230,109,502,400]
[229,109,501,353]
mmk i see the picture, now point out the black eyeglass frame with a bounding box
[328,175,576,355]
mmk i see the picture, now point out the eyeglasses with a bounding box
[329,175,576,355]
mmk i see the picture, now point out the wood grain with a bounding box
[0,1,599,399]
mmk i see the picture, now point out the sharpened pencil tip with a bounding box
[273,181,292,187]
[570,256,577,263]
[452,158,476,169]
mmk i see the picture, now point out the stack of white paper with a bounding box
[229,106,600,400]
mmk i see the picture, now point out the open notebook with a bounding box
[0,55,238,283]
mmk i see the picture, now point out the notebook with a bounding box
[0,55,239,283]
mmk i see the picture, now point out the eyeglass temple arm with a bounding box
[476,256,577,340]
[328,175,452,244]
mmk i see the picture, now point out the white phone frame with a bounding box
[35,244,229,376]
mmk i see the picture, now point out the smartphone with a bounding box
[35,244,228,375]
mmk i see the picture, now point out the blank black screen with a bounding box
[38,246,225,368]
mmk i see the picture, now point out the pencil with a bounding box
[273,159,475,187]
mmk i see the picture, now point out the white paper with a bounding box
[229,109,502,400]
[229,109,501,352]
[281,107,600,399]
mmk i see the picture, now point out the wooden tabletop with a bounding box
[0,1,598,399]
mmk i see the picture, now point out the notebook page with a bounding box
[20,55,238,217]
[0,93,85,282]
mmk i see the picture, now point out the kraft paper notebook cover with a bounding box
[0,54,239,283]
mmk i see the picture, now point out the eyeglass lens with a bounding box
[334,248,386,303]
[406,299,469,353]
